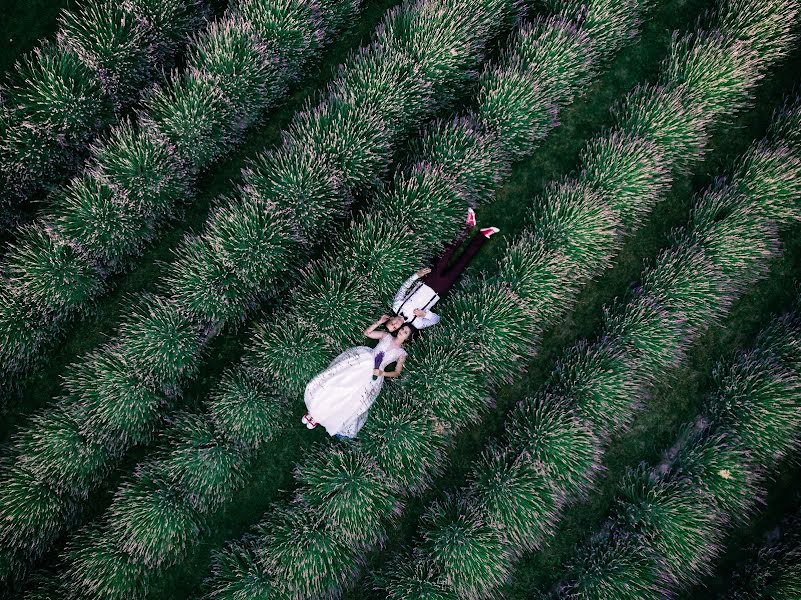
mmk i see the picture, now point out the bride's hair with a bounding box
[390,322,418,341]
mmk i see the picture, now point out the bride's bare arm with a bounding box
[364,315,389,340]
[378,355,406,378]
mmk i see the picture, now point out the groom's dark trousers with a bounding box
[421,229,487,296]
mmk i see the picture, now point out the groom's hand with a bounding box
[413,308,427,317]
[416,267,431,277]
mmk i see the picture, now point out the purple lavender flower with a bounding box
[373,351,385,380]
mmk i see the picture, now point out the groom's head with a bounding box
[385,315,405,332]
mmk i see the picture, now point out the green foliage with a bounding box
[420,494,511,599]
[255,503,362,599]
[469,446,563,551]
[145,69,237,171]
[531,180,620,281]
[337,214,420,300]
[438,282,534,385]
[236,0,321,72]
[292,258,377,347]
[614,83,709,168]
[115,293,201,387]
[209,368,288,448]
[0,465,76,556]
[241,145,342,245]
[706,353,801,467]
[295,444,398,547]
[551,0,642,58]
[478,18,590,160]
[718,0,800,62]
[49,174,152,265]
[188,17,282,128]
[63,349,165,448]
[5,224,104,316]
[402,338,490,430]
[504,393,602,499]
[15,403,116,497]
[637,242,725,336]
[727,513,801,600]
[108,473,205,568]
[687,190,778,292]
[666,424,758,523]
[246,318,334,399]
[202,196,302,292]
[730,140,801,227]
[282,97,392,193]
[0,42,110,197]
[414,117,507,206]
[551,339,639,438]
[376,555,459,600]
[62,526,150,600]
[372,163,464,251]
[57,0,152,106]
[330,43,434,140]
[0,286,55,374]
[91,120,192,218]
[755,312,801,375]
[618,467,723,586]
[127,0,207,61]
[579,131,669,230]
[373,3,477,108]
[662,30,758,121]
[360,388,448,495]
[495,235,574,324]
[208,538,285,600]
[769,96,801,149]
[559,533,661,600]
[171,196,300,323]
[147,412,249,513]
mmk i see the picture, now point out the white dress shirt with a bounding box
[391,274,441,329]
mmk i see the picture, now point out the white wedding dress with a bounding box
[304,334,407,438]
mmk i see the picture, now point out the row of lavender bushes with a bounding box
[0,0,527,594]
[0,0,209,222]
[726,507,801,599]
[0,0,363,388]
[34,0,651,598]
[554,294,801,598]
[376,97,801,599]
[186,0,799,598]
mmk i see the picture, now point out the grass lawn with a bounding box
[3,0,801,597]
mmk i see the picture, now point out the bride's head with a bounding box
[391,323,417,344]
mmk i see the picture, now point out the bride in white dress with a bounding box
[302,315,414,439]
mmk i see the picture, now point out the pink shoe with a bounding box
[301,414,317,429]
[466,207,476,228]
[480,227,499,238]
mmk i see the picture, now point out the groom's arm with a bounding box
[412,309,440,328]
[391,274,420,312]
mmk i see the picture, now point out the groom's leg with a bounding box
[430,231,488,295]
[425,228,470,279]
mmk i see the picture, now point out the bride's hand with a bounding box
[378,314,390,323]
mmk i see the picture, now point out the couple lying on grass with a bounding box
[302,207,499,440]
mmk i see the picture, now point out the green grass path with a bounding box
[0,0,71,77]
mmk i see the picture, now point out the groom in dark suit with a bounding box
[385,207,499,332]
